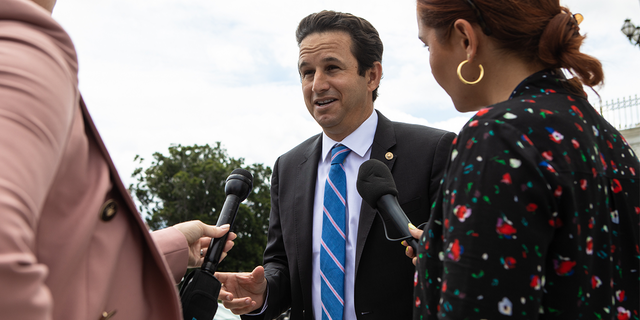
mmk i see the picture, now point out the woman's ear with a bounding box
[452,19,479,62]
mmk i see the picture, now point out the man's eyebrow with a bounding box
[298,56,343,70]
[322,57,341,64]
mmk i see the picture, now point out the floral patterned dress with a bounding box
[414,70,640,319]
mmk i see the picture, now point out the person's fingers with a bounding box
[214,272,230,283]
[222,298,257,314]
[408,224,423,240]
[198,238,210,261]
[197,231,235,247]
[203,223,230,239]
[235,266,265,288]
[199,230,236,256]
[217,287,234,301]
[219,245,232,262]
[405,245,415,258]
[200,249,206,260]
[215,269,266,314]
[223,238,235,253]
[412,257,417,266]
[251,266,265,283]
[176,220,231,243]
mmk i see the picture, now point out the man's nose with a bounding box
[312,71,330,93]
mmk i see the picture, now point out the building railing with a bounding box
[599,94,640,130]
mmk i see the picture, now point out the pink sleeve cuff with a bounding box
[151,227,189,284]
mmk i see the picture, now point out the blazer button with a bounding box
[100,200,118,222]
[99,310,117,320]
[385,152,394,160]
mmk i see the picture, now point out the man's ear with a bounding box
[452,19,480,62]
[367,61,383,92]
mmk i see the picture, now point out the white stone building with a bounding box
[599,95,640,155]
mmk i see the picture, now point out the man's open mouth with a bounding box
[316,99,336,106]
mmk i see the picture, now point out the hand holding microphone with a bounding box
[173,221,236,267]
[180,168,253,320]
[356,159,420,253]
[202,168,253,272]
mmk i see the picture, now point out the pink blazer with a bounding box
[0,0,189,319]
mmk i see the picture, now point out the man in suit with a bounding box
[217,10,455,320]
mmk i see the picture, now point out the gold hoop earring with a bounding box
[457,60,484,85]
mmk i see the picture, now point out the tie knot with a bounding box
[331,145,351,165]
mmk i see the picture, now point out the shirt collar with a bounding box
[321,110,378,162]
[508,69,578,100]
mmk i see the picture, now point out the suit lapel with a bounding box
[293,135,322,311]
[355,111,396,274]
[78,96,182,316]
[79,96,137,213]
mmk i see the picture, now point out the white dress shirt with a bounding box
[312,111,377,320]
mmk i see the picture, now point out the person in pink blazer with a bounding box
[0,0,235,319]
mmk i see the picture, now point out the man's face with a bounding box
[298,31,378,141]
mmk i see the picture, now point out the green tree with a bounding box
[129,143,271,272]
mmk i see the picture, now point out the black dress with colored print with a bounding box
[414,70,639,320]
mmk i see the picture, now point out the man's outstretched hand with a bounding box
[216,266,268,315]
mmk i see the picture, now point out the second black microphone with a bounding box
[356,159,419,252]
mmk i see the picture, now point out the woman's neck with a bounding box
[482,54,544,106]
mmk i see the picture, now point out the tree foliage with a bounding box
[129,143,271,272]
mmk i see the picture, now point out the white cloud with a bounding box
[51,0,640,187]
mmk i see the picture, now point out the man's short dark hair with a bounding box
[296,10,383,102]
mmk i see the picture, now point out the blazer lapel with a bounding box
[79,96,137,213]
[355,111,397,274]
[292,135,322,311]
[78,96,181,315]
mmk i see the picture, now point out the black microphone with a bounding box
[180,168,253,320]
[202,168,253,272]
[356,159,418,252]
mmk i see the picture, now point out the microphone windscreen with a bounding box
[356,159,398,209]
[225,168,253,200]
[230,168,253,182]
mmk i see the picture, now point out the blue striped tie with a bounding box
[321,144,351,320]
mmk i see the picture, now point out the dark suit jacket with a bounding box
[247,111,455,320]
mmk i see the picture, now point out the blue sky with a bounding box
[51,0,640,187]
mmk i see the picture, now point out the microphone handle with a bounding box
[202,194,240,272]
[377,194,419,253]
[407,238,419,254]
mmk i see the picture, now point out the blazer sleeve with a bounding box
[429,131,457,206]
[243,157,292,320]
[150,227,189,284]
[0,20,78,319]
